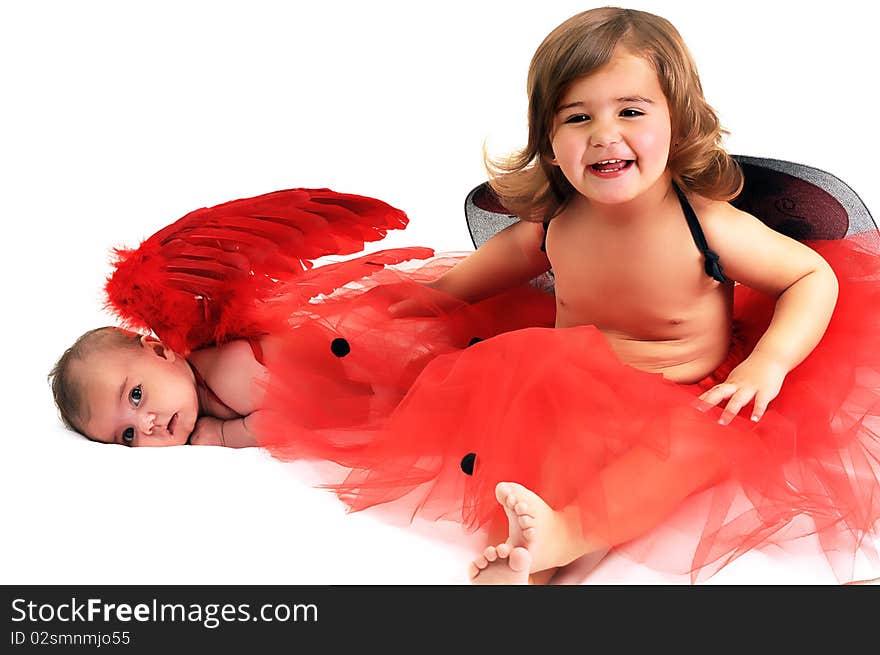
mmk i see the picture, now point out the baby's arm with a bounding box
[430,220,551,302]
[187,340,269,446]
[189,414,259,448]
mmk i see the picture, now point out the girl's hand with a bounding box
[188,416,226,446]
[387,280,464,318]
[696,352,788,425]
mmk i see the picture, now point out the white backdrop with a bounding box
[2,0,877,585]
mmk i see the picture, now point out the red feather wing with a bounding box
[104,188,414,354]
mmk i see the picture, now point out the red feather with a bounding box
[104,188,413,355]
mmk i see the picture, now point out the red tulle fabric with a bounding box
[254,232,880,583]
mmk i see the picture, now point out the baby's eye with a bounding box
[564,114,590,124]
[620,109,644,117]
[129,385,142,406]
[122,427,135,446]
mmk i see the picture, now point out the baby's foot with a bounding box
[495,481,593,573]
[468,543,531,585]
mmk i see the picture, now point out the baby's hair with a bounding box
[487,6,744,221]
[48,326,142,435]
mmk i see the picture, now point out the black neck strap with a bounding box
[673,183,727,283]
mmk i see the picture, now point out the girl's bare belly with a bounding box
[555,303,733,385]
[543,186,742,384]
[600,328,731,384]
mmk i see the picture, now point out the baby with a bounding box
[48,187,472,453]
[49,326,270,448]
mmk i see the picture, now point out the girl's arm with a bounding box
[429,219,551,303]
[697,202,839,423]
[748,264,838,371]
[703,202,839,370]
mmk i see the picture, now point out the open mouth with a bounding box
[590,159,634,175]
[168,413,179,436]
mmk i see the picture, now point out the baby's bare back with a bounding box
[547,201,734,384]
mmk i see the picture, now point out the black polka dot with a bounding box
[468,337,484,347]
[460,452,477,475]
[331,338,351,357]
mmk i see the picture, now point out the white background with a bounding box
[1,0,877,585]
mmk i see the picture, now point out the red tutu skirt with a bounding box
[253,233,880,583]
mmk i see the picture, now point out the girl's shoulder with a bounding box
[686,193,740,225]
[687,192,811,248]
[687,193,830,294]
[686,194,757,244]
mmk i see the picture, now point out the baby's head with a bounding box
[49,327,199,447]
[489,7,742,219]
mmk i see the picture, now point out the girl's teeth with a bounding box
[594,160,629,172]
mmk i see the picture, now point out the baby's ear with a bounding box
[139,335,176,362]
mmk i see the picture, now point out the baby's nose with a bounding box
[139,412,157,435]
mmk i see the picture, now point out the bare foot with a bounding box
[495,481,596,573]
[468,543,531,585]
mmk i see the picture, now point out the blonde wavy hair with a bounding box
[487,7,744,221]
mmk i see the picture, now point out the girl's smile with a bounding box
[587,159,635,178]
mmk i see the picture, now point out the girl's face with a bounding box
[549,49,673,207]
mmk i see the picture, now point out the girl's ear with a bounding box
[139,335,175,362]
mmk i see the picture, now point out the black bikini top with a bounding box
[540,184,727,283]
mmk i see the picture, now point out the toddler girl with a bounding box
[258,7,880,585]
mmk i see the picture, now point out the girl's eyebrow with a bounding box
[556,95,655,113]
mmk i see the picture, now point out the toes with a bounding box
[495,482,512,504]
[522,526,537,543]
[467,562,481,580]
[517,514,535,531]
[496,543,512,558]
[483,546,498,563]
[473,554,489,570]
[496,482,522,512]
[513,501,529,516]
[508,547,532,573]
